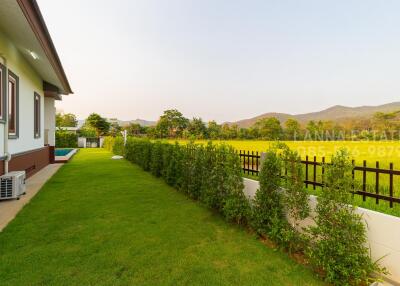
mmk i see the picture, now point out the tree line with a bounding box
[57,109,400,140]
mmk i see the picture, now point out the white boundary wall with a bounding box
[243,178,400,284]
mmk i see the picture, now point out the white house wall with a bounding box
[44,97,55,146]
[0,29,47,156]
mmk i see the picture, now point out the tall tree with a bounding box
[156,109,189,138]
[109,122,123,137]
[305,120,319,140]
[207,120,221,139]
[85,113,110,136]
[187,117,207,139]
[126,123,144,136]
[372,111,399,136]
[56,113,77,127]
[284,118,301,140]
[254,117,283,140]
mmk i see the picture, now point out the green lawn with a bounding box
[0,149,323,286]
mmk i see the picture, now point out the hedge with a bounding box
[55,130,78,148]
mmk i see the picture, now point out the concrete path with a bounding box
[0,163,63,231]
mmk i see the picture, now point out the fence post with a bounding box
[256,151,259,175]
[362,160,367,202]
[321,157,325,189]
[351,159,355,196]
[251,151,254,176]
[390,162,394,208]
[375,161,379,205]
[305,155,309,189]
[313,156,317,190]
[247,150,250,175]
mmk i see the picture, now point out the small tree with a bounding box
[308,149,384,285]
[280,145,310,252]
[221,145,250,224]
[252,149,285,240]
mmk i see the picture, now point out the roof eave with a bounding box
[17,0,73,95]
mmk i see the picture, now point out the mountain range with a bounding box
[227,102,400,128]
[112,119,156,127]
[77,119,156,128]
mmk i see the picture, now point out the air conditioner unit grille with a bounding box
[0,178,13,198]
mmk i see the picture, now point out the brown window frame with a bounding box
[34,92,41,138]
[8,70,19,139]
[0,63,5,122]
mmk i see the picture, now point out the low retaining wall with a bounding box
[243,178,400,284]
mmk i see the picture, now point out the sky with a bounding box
[37,0,400,123]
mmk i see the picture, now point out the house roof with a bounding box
[0,0,72,96]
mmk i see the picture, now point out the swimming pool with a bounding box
[55,148,74,156]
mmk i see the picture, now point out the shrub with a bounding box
[280,146,310,252]
[251,149,286,243]
[55,130,78,148]
[221,145,250,224]
[307,149,383,285]
[112,137,125,156]
[179,142,198,198]
[102,136,115,151]
[201,145,230,210]
[150,141,164,177]
[200,144,249,223]
[163,143,183,188]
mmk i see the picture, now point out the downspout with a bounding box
[0,53,10,173]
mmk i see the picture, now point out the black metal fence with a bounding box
[238,150,400,208]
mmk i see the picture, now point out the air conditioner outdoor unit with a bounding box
[0,171,26,200]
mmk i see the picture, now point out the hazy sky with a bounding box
[38,0,400,122]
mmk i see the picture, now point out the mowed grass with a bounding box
[0,149,324,286]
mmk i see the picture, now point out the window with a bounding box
[0,63,4,121]
[8,71,18,138]
[34,93,41,138]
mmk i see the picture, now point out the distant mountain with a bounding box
[127,119,156,127]
[78,118,156,128]
[228,102,400,128]
[108,119,156,127]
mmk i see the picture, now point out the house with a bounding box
[0,0,72,177]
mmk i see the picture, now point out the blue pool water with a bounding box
[55,148,73,156]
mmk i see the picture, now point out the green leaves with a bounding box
[55,130,78,148]
[252,149,284,238]
[307,149,383,285]
[254,146,383,285]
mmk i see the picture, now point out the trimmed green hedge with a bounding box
[55,130,78,148]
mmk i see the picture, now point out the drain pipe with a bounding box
[0,53,10,174]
